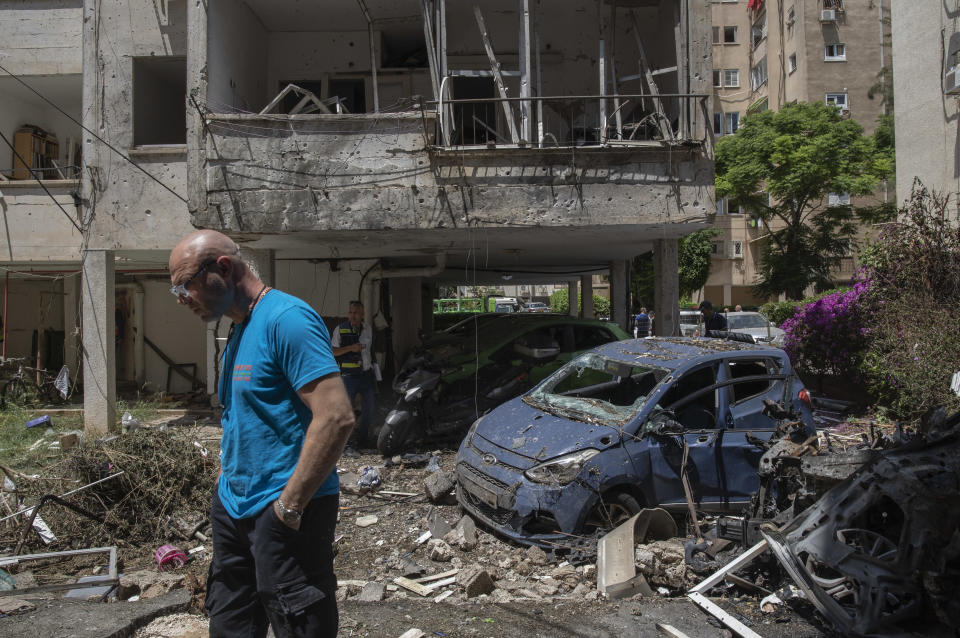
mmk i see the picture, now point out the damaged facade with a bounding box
[0,0,714,432]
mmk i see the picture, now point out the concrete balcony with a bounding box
[0,179,83,262]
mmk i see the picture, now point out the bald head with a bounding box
[169,230,264,323]
[169,230,239,271]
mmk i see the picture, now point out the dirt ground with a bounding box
[1,424,835,638]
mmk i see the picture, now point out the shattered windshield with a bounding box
[525,353,668,427]
[727,313,771,330]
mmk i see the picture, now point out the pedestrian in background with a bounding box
[169,230,353,638]
[634,307,650,338]
[331,300,376,449]
[699,300,727,336]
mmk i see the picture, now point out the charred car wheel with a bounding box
[585,491,643,532]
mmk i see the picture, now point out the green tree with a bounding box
[631,229,719,310]
[715,102,894,300]
[548,289,610,317]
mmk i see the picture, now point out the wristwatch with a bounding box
[274,497,302,527]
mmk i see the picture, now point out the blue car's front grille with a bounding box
[458,485,514,525]
[457,461,511,492]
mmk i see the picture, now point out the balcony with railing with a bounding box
[190,0,713,234]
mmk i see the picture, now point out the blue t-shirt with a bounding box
[217,290,341,519]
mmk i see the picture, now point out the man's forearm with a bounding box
[280,412,354,511]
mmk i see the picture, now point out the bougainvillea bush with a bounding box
[781,282,869,379]
[781,181,960,420]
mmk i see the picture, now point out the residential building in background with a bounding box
[891,2,960,216]
[706,0,891,307]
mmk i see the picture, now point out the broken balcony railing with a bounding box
[426,93,708,149]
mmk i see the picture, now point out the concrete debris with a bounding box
[456,565,495,598]
[423,471,456,503]
[426,506,452,538]
[397,629,426,638]
[524,545,548,566]
[635,540,698,590]
[117,569,185,601]
[0,597,35,615]
[443,515,478,551]
[355,514,378,528]
[356,581,386,602]
[427,538,454,562]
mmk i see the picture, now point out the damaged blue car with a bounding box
[455,337,815,547]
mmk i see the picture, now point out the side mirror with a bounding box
[645,410,684,436]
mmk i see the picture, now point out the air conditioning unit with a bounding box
[820,9,836,22]
[947,67,960,95]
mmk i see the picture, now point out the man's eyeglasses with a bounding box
[170,259,216,298]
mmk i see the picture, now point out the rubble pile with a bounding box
[0,427,218,554]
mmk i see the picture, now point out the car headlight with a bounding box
[524,449,600,485]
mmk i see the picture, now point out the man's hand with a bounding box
[273,499,302,531]
[349,343,362,353]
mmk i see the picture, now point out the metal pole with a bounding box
[356,0,379,112]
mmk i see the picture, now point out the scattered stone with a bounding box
[357,581,386,602]
[635,540,695,589]
[424,471,456,503]
[428,539,454,562]
[525,545,549,566]
[400,557,426,578]
[426,506,452,538]
[457,565,495,598]
[443,515,478,551]
[339,472,363,495]
[514,559,533,576]
[0,598,35,615]
[535,578,560,596]
[355,515,378,528]
[116,569,185,600]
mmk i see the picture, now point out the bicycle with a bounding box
[0,359,73,409]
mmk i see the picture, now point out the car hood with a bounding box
[473,396,621,464]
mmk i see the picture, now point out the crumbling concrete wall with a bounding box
[0,0,82,76]
[0,186,83,261]
[197,113,712,232]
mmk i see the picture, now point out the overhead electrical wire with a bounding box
[0,62,188,205]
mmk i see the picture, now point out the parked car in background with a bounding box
[521,302,551,313]
[723,312,783,343]
[455,337,815,547]
[379,315,631,455]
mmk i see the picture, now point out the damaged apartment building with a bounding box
[0,0,713,432]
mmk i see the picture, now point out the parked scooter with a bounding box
[376,340,561,456]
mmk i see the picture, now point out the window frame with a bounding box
[713,69,723,88]
[724,112,740,135]
[751,56,768,90]
[788,53,797,74]
[723,69,740,88]
[824,43,846,61]
[825,92,848,110]
[723,25,738,44]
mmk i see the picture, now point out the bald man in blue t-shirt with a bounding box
[170,230,353,638]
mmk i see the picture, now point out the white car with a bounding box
[723,312,784,343]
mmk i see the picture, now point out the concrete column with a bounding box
[580,274,594,319]
[610,260,629,331]
[243,248,275,286]
[63,275,81,379]
[567,280,578,316]
[722,284,732,308]
[653,239,680,337]
[390,277,422,365]
[82,250,116,435]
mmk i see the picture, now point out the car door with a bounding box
[716,356,785,507]
[640,362,726,510]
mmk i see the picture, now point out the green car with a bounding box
[378,315,630,455]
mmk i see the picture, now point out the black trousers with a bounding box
[205,488,339,638]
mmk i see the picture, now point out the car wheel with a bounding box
[377,416,414,456]
[585,491,643,532]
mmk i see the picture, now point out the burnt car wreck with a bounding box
[706,408,960,636]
